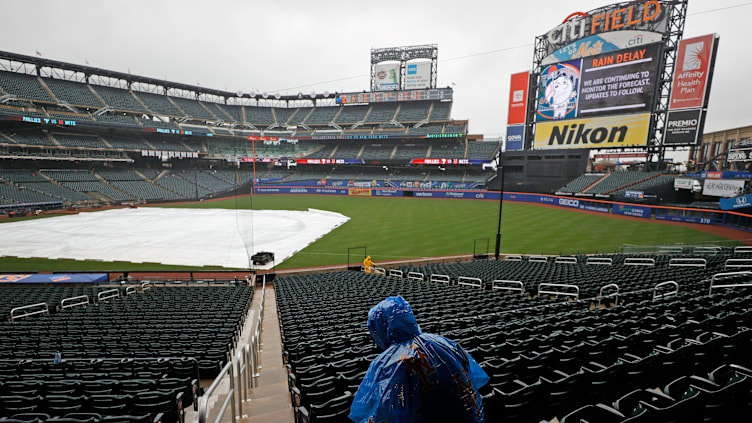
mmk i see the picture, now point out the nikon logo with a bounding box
[548,123,628,145]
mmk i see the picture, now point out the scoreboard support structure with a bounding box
[525,0,689,170]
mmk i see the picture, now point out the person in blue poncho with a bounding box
[349,296,489,423]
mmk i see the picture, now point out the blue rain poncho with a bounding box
[349,296,489,423]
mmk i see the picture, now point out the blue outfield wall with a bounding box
[254,186,752,231]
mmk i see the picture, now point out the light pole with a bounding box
[494,155,504,260]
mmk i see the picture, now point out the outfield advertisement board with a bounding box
[669,34,718,110]
[720,193,752,211]
[506,125,525,151]
[507,71,530,125]
[542,1,669,55]
[542,30,663,65]
[374,62,400,91]
[404,61,431,90]
[534,113,651,149]
[663,108,704,145]
[613,203,651,218]
[703,179,745,198]
[654,213,712,224]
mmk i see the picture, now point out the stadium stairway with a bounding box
[184,282,294,423]
[241,284,295,423]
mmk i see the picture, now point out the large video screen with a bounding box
[533,42,662,150]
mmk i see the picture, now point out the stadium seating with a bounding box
[0,71,56,103]
[305,107,339,125]
[61,182,134,202]
[19,183,95,202]
[359,144,395,161]
[558,173,605,194]
[275,252,752,423]
[43,77,104,109]
[288,108,312,126]
[104,136,150,151]
[408,125,443,136]
[52,134,108,149]
[365,104,398,123]
[131,91,183,117]
[244,107,274,126]
[395,102,431,123]
[5,131,58,146]
[430,142,465,158]
[467,141,498,159]
[430,101,451,120]
[391,144,428,160]
[587,171,663,194]
[335,106,369,125]
[165,97,212,121]
[612,175,676,196]
[93,114,140,128]
[154,173,212,198]
[0,285,253,421]
[0,183,59,204]
[90,86,147,113]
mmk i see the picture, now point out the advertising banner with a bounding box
[0,274,108,284]
[374,62,400,91]
[720,193,752,211]
[613,203,651,218]
[655,214,712,224]
[664,108,704,145]
[536,60,581,121]
[703,179,745,198]
[542,1,669,55]
[669,34,717,110]
[410,159,493,165]
[625,190,644,199]
[404,61,431,90]
[727,149,752,163]
[542,30,664,65]
[506,125,525,151]
[534,113,650,149]
[336,88,453,105]
[296,159,365,165]
[577,43,661,116]
[507,71,530,125]
[348,188,372,197]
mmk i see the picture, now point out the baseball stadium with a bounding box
[1,0,752,422]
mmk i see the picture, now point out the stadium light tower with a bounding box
[494,154,504,260]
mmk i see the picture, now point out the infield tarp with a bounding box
[0,208,349,269]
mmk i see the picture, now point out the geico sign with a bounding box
[558,198,580,207]
[535,114,650,149]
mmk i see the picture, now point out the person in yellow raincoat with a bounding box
[363,256,375,274]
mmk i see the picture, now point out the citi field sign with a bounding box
[543,1,669,55]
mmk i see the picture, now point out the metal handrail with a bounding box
[725,259,752,270]
[373,267,386,275]
[141,281,152,291]
[97,288,120,303]
[388,269,403,279]
[125,286,137,296]
[658,246,684,254]
[538,283,579,299]
[693,246,722,255]
[407,272,424,282]
[734,246,752,254]
[492,280,524,293]
[430,274,450,284]
[554,256,577,264]
[505,255,522,261]
[10,302,49,322]
[458,277,482,288]
[709,271,752,295]
[598,283,619,306]
[587,257,613,266]
[61,295,89,310]
[198,361,236,423]
[529,256,548,263]
[653,281,679,300]
[668,258,707,268]
[624,258,655,266]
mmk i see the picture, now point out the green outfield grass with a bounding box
[0,195,735,272]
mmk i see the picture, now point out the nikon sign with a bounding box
[534,113,650,149]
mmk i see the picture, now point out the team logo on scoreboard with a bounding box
[537,60,581,121]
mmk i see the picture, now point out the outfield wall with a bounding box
[255,186,752,232]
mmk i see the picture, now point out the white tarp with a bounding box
[0,207,349,269]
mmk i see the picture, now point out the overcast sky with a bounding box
[0,0,749,138]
